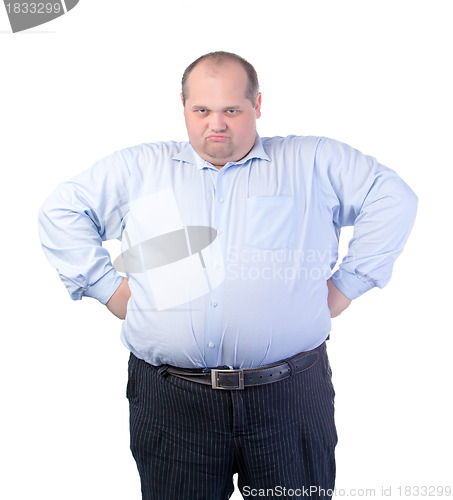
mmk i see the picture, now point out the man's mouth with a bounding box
[206,135,229,142]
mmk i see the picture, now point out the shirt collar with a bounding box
[172,135,270,170]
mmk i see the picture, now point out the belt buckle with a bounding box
[211,368,245,390]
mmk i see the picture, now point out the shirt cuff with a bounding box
[330,268,374,300]
[83,268,125,305]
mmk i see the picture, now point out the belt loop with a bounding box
[285,358,297,377]
[157,365,169,377]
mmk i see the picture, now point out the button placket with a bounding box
[204,171,228,367]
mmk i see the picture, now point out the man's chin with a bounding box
[203,146,234,165]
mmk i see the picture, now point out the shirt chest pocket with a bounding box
[245,196,296,249]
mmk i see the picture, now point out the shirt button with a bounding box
[217,229,223,235]
[208,342,215,348]
[218,198,224,204]
[214,263,221,269]
[211,301,218,307]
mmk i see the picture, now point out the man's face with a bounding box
[182,60,261,168]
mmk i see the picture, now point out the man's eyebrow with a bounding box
[190,105,242,111]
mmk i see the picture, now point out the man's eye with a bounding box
[227,109,238,115]
[197,109,207,114]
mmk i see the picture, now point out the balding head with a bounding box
[181,51,260,106]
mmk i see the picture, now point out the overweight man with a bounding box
[39,51,417,499]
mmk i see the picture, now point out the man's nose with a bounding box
[209,113,226,132]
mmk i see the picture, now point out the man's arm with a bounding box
[327,278,352,318]
[106,278,131,320]
[38,150,130,305]
[317,138,418,300]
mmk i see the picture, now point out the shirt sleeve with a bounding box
[38,150,130,304]
[316,137,418,300]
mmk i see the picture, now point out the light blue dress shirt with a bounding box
[39,135,417,368]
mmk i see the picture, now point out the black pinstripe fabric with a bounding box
[127,342,337,499]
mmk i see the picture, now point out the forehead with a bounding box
[186,60,249,102]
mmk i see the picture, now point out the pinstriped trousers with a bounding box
[127,342,337,499]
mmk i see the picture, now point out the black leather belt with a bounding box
[164,346,320,390]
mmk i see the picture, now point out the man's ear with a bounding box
[180,92,185,107]
[255,93,262,119]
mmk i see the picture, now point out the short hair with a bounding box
[181,51,260,106]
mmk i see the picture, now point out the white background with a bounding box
[1,0,451,498]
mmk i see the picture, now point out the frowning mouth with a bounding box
[206,135,230,142]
